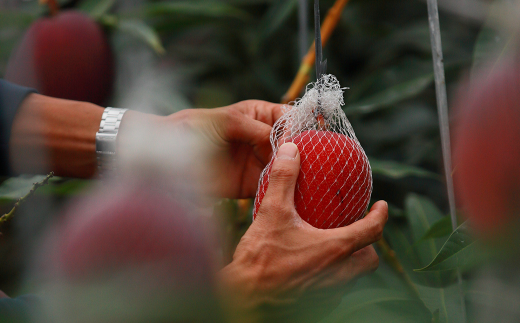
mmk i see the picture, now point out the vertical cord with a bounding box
[314,0,323,118]
[314,0,323,81]
[298,0,308,61]
[426,0,466,321]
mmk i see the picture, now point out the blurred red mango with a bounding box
[5,11,114,106]
[39,179,220,322]
[453,57,520,237]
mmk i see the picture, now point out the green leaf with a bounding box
[471,1,518,78]
[145,2,249,21]
[388,204,405,218]
[421,216,453,240]
[38,178,93,197]
[471,25,503,73]
[116,19,166,55]
[79,0,117,19]
[0,175,47,202]
[384,223,422,270]
[432,309,440,323]
[0,176,91,202]
[0,11,36,28]
[369,158,440,180]
[405,194,458,287]
[405,194,444,262]
[257,0,297,40]
[416,284,466,323]
[415,221,482,272]
[322,288,431,323]
[345,74,434,115]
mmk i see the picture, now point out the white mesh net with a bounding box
[253,74,373,229]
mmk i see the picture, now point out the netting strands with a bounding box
[253,74,372,229]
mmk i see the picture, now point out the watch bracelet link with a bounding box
[96,107,128,177]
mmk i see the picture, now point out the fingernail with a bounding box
[277,143,298,160]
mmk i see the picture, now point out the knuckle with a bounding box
[222,107,242,122]
[354,246,379,273]
[240,99,260,106]
[269,163,295,181]
[366,247,379,272]
[258,199,284,214]
[175,108,195,120]
[172,109,197,128]
[333,239,352,257]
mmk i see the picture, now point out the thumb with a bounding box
[262,142,300,208]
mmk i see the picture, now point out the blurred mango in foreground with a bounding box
[453,55,520,238]
[33,178,221,323]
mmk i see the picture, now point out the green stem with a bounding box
[0,172,54,227]
[376,238,421,299]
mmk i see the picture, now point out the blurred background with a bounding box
[1,0,519,322]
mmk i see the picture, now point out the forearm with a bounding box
[9,94,166,178]
[9,94,104,178]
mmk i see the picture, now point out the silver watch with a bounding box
[96,107,128,176]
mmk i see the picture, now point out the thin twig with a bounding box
[0,172,54,226]
[282,0,351,104]
[425,1,466,321]
[376,238,421,299]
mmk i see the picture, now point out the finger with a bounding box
[269,103,284,123]
[214,109,272,166]
[329,201,389,255]
[259,143,300,213]
[230,100,285,126]
[252,101,284,126]
[313,245,379,290]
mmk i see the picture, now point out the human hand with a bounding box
[219,142,388,322]
[165,100,283,199]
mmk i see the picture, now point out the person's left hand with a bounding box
[166,100,283,199]
[218,143,386,322]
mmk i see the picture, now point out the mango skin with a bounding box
[254,130,372,229]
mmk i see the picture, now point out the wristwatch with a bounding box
[96,107,128,177]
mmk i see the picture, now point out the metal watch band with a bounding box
[96,107,128,176]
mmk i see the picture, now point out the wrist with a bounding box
[218,262,263,323]
[10,94,104,178]
[116,110,166,152]
[95,109,166,178]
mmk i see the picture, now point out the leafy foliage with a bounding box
[323,288,432,323]
[0,0,496,321]
[416,221,487,273]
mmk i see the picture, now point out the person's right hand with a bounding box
[219,142,388,322]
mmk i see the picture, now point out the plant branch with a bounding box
[376,238,422,300]
[0,172,54,227]
[282,0,351,104]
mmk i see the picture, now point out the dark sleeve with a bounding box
[0,79,37,176]
[0,295,41,323]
